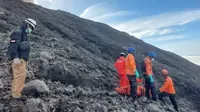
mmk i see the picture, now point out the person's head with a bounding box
[21,18,36,34]
[148,52,157,61]
[128,47,136,54]
[161,69,168,78]
[120,52,125,57]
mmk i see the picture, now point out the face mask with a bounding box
[25,28,32,34]
[151,58,155,61]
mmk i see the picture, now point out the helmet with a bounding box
[128,47,135,53]
[120,52,125,56]
[162,69,168,75]
[148,52,157,58]
[24,18,36,30]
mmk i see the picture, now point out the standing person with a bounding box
[158,69,179,111]
[143,52,157,101]
[125,47,137,100]
[114,52,130,95]
[8,18,36,99]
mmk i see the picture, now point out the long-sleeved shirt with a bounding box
[125,53,136,75]
[160,76,176,94]
[144,57,153,75]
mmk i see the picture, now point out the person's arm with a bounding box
[145,59,151,75]
[145,59,154,83]
[160,78,170,92]
[8,32,21,60]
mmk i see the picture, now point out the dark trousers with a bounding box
[158,92,178,111]
[145,75,157,101]
[127,75,137,100]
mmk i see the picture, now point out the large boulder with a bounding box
[24,98,49,112]
[22,80,49,96]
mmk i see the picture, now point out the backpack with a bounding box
[140,60,146,73]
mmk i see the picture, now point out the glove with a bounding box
[135,69,140,78]
[13,58,21,64]
[148,74,154,83]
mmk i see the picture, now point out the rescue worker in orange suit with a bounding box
[125,47,137,100]
[114,53,130,95]
[157,69,179,111]
[8,18,36,99]
[143,52,157,101]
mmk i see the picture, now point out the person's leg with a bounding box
[150,83,157,101]
[127,75,132,97]
[120,75,127,88]
[145,76,150,99]
[11,59,27,98]
[124,75,130,95]
[127,75,137,100]
[158,92,169,104]
[132,75,137,98]
[169,94,179,111]
[119,74,123,87]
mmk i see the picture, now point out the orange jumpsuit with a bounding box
[114,56,130,95]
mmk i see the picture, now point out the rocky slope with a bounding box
[0,0,200,111]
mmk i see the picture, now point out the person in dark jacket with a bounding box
[8,18,36,99]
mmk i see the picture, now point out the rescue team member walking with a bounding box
[158,69,179,111]
[8,18,36,99]
[125,47,137,100]
[114,53,130,95]
[143,52,157,101]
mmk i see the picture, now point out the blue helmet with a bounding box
[148,52,157,58]
[128,47,135,53]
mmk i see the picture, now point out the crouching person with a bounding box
[158,69,179,111]
[114,53,130,95]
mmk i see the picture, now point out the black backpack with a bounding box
[140,60,146,73]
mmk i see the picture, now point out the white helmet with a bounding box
[120,52,125,56]
[24,18,36,30]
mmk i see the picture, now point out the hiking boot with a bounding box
[18,95,27,102]
[10,96,27,106]
[10,98,23,106]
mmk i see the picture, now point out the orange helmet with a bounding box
[162,69,168,75]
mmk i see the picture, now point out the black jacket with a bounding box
[8,21,31,61]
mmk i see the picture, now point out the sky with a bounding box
[32,0,200,65]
